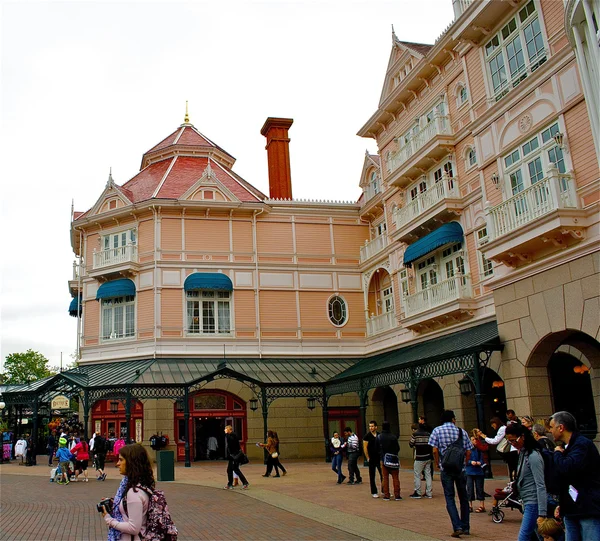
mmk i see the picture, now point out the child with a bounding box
[55,437,74,485]
[466,434,486,513]
[537,517,564,541]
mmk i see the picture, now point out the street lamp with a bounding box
[110,401,119,414]
[307,397,316,411]
[249,397,258,412]
[400,388,411,404]
[458,376,473,396]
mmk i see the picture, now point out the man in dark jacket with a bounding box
[549,411,600,541]
[409,422,433,498]
[47,431,57,466]
[378,421,401,501]
[224,425,249,489]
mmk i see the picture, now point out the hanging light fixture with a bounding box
[307,397,316,410]
[492,380,504,389]
[249,397,258,411]
[400,387,411,404]
[491,172,500,188]
[458,377,473,396]
[110,401,119,414]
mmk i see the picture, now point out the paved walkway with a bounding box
[0,458,523,540]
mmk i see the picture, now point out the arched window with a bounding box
[328,295,348,327]
[456,84,468,107]
[466,147,477,169]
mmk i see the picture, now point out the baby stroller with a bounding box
[490,481,523,523]
[51,461,74,483]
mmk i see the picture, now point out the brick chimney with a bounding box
[260,117,293,200]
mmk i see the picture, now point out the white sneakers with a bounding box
[372,494,379,498]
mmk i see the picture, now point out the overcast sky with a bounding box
[0,0,455,371]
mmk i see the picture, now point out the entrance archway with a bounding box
[527,330,599,441]
[372,386,399,436]
[549,352,597,439]
[418,379,444,428]
[174,390,247,462]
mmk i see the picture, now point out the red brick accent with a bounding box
[260,117,294,200]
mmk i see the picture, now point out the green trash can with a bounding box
[156,450,175,481]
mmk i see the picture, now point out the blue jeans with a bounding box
[519,504,541,541]
[564,516,600,541]
[441,471,470,533]
[331,453,343,482]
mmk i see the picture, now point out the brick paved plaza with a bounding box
[0,459,522,540]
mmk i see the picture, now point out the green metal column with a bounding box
[359,388,368,466]
[184,388,191,468]
[31,396,39,464]
[261,390,268,465]
[82,390,90,441]
[409,368,419,424]
[125,389,132,443]
[473,353,485,430]
[322,388,330,463]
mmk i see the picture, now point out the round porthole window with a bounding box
[328,295,348,327]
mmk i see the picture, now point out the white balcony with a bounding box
[366,310,396,336]
[394,176,460,231]
[486,171,577,240]
[93,244,138,269]
[404,274,472,318]
[363,184,382,203]
[388,115,452,177]
[360,235,388,263]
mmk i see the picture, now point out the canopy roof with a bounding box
[184,273,233,292]
[96,279,136,300]
[404,221,464,267]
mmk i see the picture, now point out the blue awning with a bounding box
[403,222,464,267]
[184,272,233,292]
[69,296,82,317]
[96,278,136,300]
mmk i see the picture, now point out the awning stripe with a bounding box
[403,221,464,267]
[96,278,136,300]
[184,272,233,291]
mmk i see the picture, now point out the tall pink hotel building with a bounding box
[8,0,598,463]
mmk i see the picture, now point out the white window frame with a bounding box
[476,228,494,278]
[382,286,394,314]
[370,170,380,196]
[484,0,548,102]
[407,158,456,199]
[399,269,409,298]
[456,83,468,109]
[501,121,569,196]
[328,295,348,327]
[102,228,136,251]
[465,147,477,170]
[186,290,232,335]
[101,295,135,341]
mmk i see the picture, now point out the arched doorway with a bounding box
[418,379,444,428]
[548,352,597,439]
[366,268,395,334]
[174,390,247,462]
[372,386,399,436]
[482,368,507,423]
[527,330,599,441]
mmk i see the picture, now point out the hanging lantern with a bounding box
[306,397,316,410]
[249,397,258,412]
[458,377,473,396]
[400,387,411,404]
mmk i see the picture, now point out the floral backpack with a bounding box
[126,486,178,541]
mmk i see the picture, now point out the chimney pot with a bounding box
[261,117,293,200]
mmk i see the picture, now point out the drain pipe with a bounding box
[252,208,265,358]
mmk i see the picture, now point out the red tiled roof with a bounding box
[398,40,432,56]
[120,159,172,203]
[176,126,215,147]
[145,128,181,154]
[369,154,380,165]
[73,211,85,220]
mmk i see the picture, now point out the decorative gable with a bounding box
[89,172,133,217]
[180,162,240,203]
[359,151,382,188]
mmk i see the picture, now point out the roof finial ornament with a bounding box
[392,24,398,45]
[106,167,115,188]
[184,100,190,124]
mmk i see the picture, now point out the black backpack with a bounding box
[94,436,106,454]
[441,427,466,475]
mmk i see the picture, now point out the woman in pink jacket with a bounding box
[102,444,154,541]
[71,439,90,482]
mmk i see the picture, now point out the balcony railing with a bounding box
[404,274,472,317]
[364,183,381,202]
[366,310,396,336]
[360,235,388,263]
[486,169,577,240]
[388,115,452,174]
[394,175,460,229]
[93,244,138,269]
[72,261,80,280]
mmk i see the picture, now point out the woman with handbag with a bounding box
[224,425,249,490]
[272,431,287,477]
[258,430,279,477]
[477,417,519,480]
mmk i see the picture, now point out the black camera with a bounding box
[96,498,113,514]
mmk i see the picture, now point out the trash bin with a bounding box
[156,450,175,481]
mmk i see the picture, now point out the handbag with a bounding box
[232,450,249,465]
[497,437,511,454]
[271,452,279,458]
[383,453,400,469]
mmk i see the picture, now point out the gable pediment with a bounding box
[89,174,133,217]
[180,162,240,203]
[359,153,382,188]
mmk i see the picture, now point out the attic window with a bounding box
[109,200,117,210]
[203,190,214,200]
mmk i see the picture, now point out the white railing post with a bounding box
[546,166,562,209]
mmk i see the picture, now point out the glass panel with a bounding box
[446,260,455,278]
[506,36,525,78]
[429,269,438,285]
[114,305,124,338]
[202,301,215,333]
[522,136,539,156]
[511,169,524,195]
[187,301,199,332]
[502,18,517,40]
[104,236,110,250]
[444,161,454,177]
[524,18,545,64]
[102,305,112,339]
[528,157,544,184]
[194,395,226,410]
[125,304,135,337]
[505,149,520,168]
[485,35,500,56]
[489,53,507,93]
[541,123,560,143]
[217,301,230,333]
[548,146,566,173]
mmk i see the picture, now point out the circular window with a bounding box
[328,295,348,327]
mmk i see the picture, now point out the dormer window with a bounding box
[370,171,380,195]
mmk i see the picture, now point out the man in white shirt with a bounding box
[343,427,363,485]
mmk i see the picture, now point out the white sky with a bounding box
[0,0,455,370]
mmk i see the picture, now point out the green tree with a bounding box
[2,349,56,384]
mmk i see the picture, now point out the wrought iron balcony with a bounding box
[360,235,388,263]
[404,274,472,318]
[366,310,396,336]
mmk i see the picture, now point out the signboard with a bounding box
[95,420,101,434]
[51,395,70,410]
[135,419,143,443]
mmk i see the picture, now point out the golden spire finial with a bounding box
[184,100,190,124]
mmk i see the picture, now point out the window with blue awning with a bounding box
[69,295,82,317]
[96,278,136,300]
[184,273,233,291]
[403,222,464,267]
